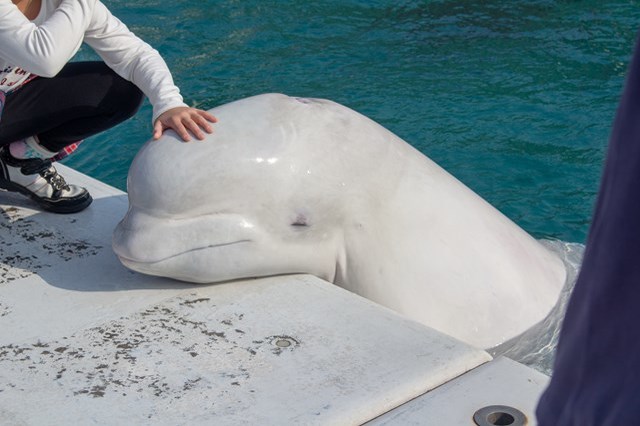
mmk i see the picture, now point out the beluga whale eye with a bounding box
[291,213,309,228]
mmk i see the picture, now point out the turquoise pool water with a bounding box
[67,0,640,244]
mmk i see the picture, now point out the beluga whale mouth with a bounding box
[112,205,262,263]
[116,239,253,265]
[113,93,567,349]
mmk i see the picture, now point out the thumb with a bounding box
[153,120,164,140]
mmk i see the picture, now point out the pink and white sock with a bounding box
[8,136,82,162]
[8,136,56,160]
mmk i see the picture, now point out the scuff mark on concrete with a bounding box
[0,205,103,284]
[0,293,298,405]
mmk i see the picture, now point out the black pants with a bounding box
[0,61,143,153]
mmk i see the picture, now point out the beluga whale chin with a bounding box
[112,93,567,349]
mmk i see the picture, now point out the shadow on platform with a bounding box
[1,192,208,292]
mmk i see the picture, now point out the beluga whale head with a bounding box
[113,94,350,284]
[113,93,567,349]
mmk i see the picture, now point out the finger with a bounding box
[153,121,164,140]
[193,113,214,134]
[172,120,191,142]
[199,110,218,123]
[186,118,206,141]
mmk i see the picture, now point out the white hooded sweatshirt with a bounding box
[0,0,187,122]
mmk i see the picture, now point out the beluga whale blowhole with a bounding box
[112,93,567,349]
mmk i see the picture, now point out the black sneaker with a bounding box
[0,147,92,213]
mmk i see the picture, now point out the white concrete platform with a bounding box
[367,357,549,425]
[0,164,548,425]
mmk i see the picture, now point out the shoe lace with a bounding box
[40,166,70,192]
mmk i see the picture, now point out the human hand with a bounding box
[153,107,218,142]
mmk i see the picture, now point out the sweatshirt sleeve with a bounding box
[0,0,96,77]
[83,1,188,123]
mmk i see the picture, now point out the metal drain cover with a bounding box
[473,405,527,426]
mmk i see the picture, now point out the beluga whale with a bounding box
[113,93,567,349]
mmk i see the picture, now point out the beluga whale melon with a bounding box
[112,93,567,349]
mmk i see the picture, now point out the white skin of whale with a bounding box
[112,93,567,349]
